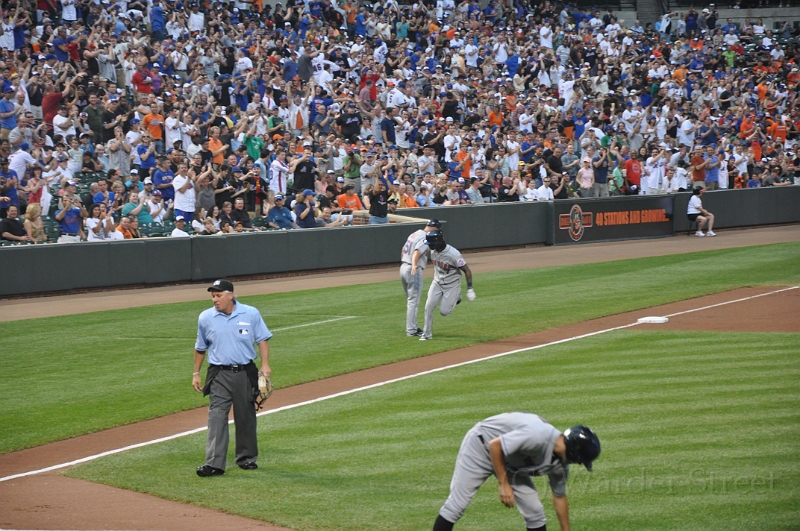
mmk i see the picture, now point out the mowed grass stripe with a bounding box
[1,242,798,454]
[68,330,800,531]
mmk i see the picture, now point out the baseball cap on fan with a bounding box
[208,279,234,292]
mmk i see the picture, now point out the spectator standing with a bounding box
[294,189,317,229]
[55,193,85,243]
[576,159,595,198]
[172,162,197,222]
[366,180,390,224]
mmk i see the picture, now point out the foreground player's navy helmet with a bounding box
[563,425,601,471]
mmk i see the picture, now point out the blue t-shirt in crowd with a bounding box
[0,99,17,130]
[704,155,719,182]
[294,202,316,228]
[593,155,609,184]
[56,206,82,234]
[138,145,156,169]
[153,168,175,201]
[0,168,18,206]
[267,206,294,228]
[355,14,367,36]
[53,37,70,62]
[93,190,115,205]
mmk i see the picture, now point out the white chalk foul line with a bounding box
[659,286,798,318]
[1,287,795,484]
[272,315,357,331]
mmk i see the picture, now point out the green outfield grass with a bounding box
[68,330,800,531]
[1,242,799,454]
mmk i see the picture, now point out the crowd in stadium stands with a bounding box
[0,0,798,243]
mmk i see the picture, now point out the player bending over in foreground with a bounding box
[433,413,601,531]
[412,229,475,341]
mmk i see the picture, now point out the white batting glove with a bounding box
[466,287,476,301]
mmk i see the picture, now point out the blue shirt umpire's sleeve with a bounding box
[252,309,272,344]
[195,313,209,352]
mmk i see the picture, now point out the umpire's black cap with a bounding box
[208,279,234,292]
[426,219,442,228]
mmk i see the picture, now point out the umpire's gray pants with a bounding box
[440,427,547,528]
[205,369,258,470]
[421,280,461,340]
[400,263,424,335]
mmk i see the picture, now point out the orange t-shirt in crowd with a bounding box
[739,118,755,138]
[116,226,133,239]
[488,111,504,127]
[345,4,357,24]
[456,150,470,178]
[690,155,706,182]
[337,193,363,210]
[768,122,787,143]
[504,94,517,112]
[208,137,224,164]
[401,193,419,208]
[672,66,686,86]
[751,140,762,162]
[142,113,164,140]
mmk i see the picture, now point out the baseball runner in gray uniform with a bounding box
[433,412,601,531]
[400,219,442,336]
[413,230,475,341]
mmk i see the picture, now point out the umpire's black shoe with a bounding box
[239,462,258,470]
[196,465,225,477]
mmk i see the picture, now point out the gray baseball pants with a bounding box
[205,369,258,470]
[439,426,547,528]
[400,263,424,335]
[421,280,461,339]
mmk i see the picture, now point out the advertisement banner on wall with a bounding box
[553,196,675,245]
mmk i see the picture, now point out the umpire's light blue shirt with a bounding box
[195,302,272,365]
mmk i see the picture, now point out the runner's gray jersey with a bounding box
[401,229,430,269]
[431,244,466,284]
[477,412,568,496]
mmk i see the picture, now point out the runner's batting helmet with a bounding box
[425,229,446,251]
[563,425,601,471]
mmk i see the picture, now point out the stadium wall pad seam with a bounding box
[1,187,798,296]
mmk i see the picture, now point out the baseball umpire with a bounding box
[400,219,442,336]
[433,413,600,531]
[413,230,474,341]
[192,279,272,477]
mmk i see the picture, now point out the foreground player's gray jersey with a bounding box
[477,412,568,496]
[431,245,466,285]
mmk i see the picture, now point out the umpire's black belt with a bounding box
[212,362,253,373]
